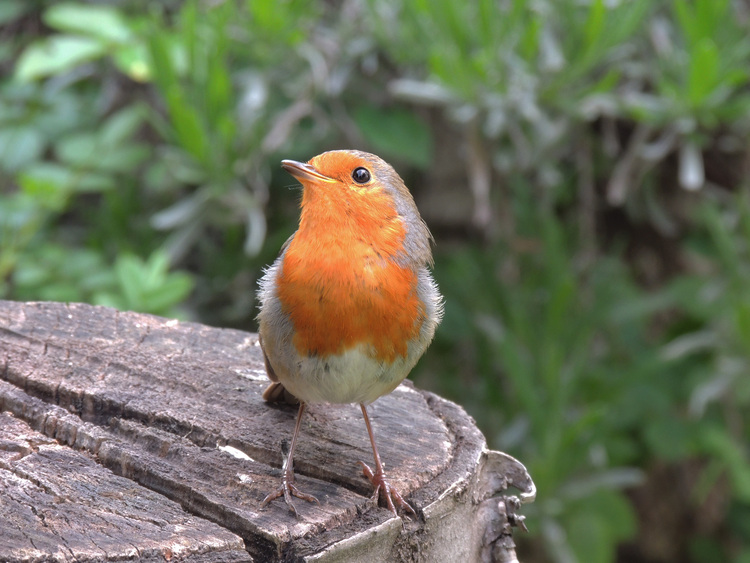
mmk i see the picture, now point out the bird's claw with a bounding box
[261,478,319,517]
[358,460,416,517]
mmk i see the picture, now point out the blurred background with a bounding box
[2,0,750,561]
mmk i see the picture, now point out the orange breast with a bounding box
[277,187,424,362]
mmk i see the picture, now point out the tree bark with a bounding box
[0,300,535,562]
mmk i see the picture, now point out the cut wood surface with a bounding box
[0,411,249,562]
[0,300,534,562]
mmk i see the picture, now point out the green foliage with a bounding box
[15,2,143,82]
[661,195,750,503]
[566,489,637,563]
[427,199,652,561]
[105,251,194,316]
[353,106,432,168]
[660,0,750,122]
[11,246,191,318]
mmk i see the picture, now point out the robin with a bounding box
[257,149,442,517]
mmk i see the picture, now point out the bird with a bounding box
[256,149,442,517]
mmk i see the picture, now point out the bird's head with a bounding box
[281,150,432,266]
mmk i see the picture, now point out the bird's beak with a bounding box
[281,160,336,184]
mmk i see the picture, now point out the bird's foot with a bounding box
[261,475,319,517]
[358,460,416,517]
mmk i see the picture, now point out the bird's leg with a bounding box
[357,403,416,517]
[261,402,319,516]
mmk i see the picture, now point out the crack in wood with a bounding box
[0,301,529,562]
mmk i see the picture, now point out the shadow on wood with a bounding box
[0,300,535,562]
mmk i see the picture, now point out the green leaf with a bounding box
[206,58,234,138]
[146,31,178,91]
[568,508,612,563]
[55,132,98,166]
[353,106,433,168]
[55,109,148,173]
[583,0,605,53]
[18,163,74,210]
[590,68,620,94]
[95,144,150,173]
[100,106,145,146]
[688,38,719,107]
[0,127,44,171]
[111,252,193,314]
[518,14,541,61]
[703,204,739,276]
[567,491,637,563]
[673,0,697,46]
[644,416,695,460]
[144,251,169,288]
[113,43,152,82]
[699,426,750,502]
[15,35,107,82]
[248,0,308,44]
[165,90,209,164]
[75,172,117,192]
[44,3,132,43]
[115,254,145,308]
[142,274,193,313]
[0,192,42,234]
[92,291,125,310]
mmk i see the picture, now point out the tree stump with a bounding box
[0,300,535,562]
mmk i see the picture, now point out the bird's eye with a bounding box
[352,167,371,184]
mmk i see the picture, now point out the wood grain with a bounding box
[0,300,518,562]
[0,411,249,562]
